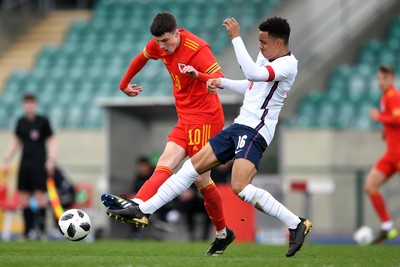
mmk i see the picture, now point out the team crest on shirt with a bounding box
[30,129,40,141]
[178,63,186,73]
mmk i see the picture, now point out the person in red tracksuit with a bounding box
[365,65,400,243]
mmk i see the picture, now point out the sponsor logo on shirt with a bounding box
[30,129,40,141]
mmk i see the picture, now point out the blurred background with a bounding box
[0,0,400,243]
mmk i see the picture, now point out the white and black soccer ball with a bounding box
[353,225,373,246]
[58,209,91,241]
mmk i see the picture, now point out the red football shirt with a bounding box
[378,86,400,155]
[143,28,224,124]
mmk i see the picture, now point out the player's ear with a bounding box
[276,38,283,48]
[174,29,180,37]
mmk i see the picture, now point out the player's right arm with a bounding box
[2,136,20,177]
[206,78,249,95]
[119,40,160,97]
[119,52,147,97]
[2,119,23,176]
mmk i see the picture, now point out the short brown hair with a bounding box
[150,12,177,37]
[23,93,37,102]
[378,65,395,76]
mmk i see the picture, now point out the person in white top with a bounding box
[108,17,312,257]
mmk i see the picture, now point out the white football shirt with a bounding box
[220,37,298,145]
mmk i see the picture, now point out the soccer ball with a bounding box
[353,226,373,245]
[58,209,91,241]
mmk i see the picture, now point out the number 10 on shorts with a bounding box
[188,129,201,145]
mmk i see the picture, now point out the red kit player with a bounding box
[365,65,400,243]
[101,12,235,255]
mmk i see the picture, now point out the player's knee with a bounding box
[157,151,186,169]
[194,175,211,188]
[157,153,170,165]
[231,180,248,195]
[364,182,378,195]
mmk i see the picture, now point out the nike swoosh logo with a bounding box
[235,149,243,154]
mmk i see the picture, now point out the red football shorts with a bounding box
[168,122,224,157]
[375,152,400,178]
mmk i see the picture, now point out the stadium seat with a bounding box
[289,16,400,129]
[0,0,284,129]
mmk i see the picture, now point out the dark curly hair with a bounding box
[150,12,177,37]
[259,17,290,44]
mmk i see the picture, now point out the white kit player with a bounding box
[109,17,312,257]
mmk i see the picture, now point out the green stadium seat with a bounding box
[65,106,85,128]
[0,0,284,128]
[379,51,396,66]
[315,114,333,128]
[388,17,400,39]
[363,39,382,55]
[290,16,400,129]
[83,107,103,128]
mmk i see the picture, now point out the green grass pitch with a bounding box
[1,240,399,267]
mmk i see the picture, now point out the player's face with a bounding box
[153,30,180,54]
[377,71,395,93]
[258,32,281,60]
[23,100,37,117]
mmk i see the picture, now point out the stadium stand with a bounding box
[288,16,400,129]
[0,0,283,129]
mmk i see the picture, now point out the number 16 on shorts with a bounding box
[235,135,247,154]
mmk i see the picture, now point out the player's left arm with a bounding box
[181,46,223,83]
[44,117,57,176]
[207,78,249,95]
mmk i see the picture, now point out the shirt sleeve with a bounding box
[43,117,54,139]
[378,94,400,125]
[143,39,161,60]
[14,119,22,138]
[192,46,223,83]
[220,78,249,95]
[119,52,149,90]
[231,36,295,82]
[266,59,297,82]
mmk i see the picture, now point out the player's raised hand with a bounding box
[122,84,143,97]
[206,78,221,94]
[181,65,198,78]
[222,18,240,40]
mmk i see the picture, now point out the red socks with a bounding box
[135,166,173,201]
[369,191,391,223]
[199,182,227,231]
